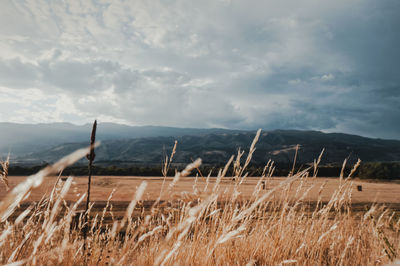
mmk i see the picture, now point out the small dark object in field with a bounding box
[61,177,68,181]
[262,181,266,190]
[357,185,362,191]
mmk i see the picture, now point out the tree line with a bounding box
[7,161,400,180]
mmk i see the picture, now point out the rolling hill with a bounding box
[0,122,243,157]
[13,129,400,166]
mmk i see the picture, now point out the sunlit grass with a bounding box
[0,132,399,265]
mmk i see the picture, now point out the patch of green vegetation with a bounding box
[358,162,400,180]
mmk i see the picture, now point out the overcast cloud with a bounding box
[0,0,399,139]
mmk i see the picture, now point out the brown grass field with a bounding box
[2,175,400,204]
[2,139,400,265]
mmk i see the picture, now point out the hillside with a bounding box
[14,129,400,166]
[0,122,243,156]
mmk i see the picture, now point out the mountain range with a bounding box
[0,122,242,157]
[2,123,399,166]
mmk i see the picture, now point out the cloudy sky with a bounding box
[0,0,399,139]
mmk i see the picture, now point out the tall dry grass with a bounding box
[0,132,399,265]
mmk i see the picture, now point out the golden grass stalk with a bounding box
[0,131,399,265]
[0,144,98,222]
[0,154,10,191]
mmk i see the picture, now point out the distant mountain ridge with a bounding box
[11,127,400,166]
[0,122,244,157]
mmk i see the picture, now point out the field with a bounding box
[1,143,400,265]
[3,174,400,228]
[2,175,400,203]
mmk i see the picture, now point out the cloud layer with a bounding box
[0,0,399,139]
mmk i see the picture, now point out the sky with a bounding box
[0,0,399,139]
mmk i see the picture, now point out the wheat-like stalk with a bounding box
[0,154,10,191]
[0,131,398,265]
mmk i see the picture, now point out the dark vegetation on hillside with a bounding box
[4,125,400,180]
[15,130,400,165]
[8,161,400,180]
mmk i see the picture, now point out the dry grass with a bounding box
[1,135,400,265]
[0,155,9,191]
[3,176,400,204]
